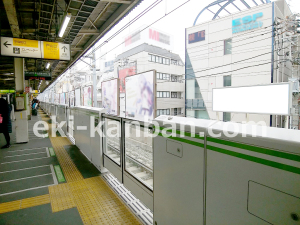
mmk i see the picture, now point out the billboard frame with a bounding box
[212,82,292,116]
[125,69,157,121]
[102,78,120,116]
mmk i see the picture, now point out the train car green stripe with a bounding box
[207,137,300,162]
[54,165,66,182]
[207,145,300,175]
[158,133,204,148]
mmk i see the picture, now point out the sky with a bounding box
[75,0,300,73]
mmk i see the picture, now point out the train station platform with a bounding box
[0,109,141,225]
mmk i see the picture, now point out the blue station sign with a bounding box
[232,12,263,34]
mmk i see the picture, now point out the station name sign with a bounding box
[25,71,51,80]
[232,12,263,34]
[0,37,70,60]
[188,30,205,44]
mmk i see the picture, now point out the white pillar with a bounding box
[14,58,25,92]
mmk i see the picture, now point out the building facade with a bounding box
[185,0,298,127]
[115,43,185,117]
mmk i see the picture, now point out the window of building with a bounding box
[178,108,181,115]
[171,92,177,98]
[174,108,177,115]
[157,73,162,80]
[157,109,170,116]
[157,91,170,98]
[223,75,231,87]
[157,73,170,80]
[155,56,159,63]
[223,112,231,122]
[158,57,163,64]
[171,75,177,82]
[224,38,232,55]
[171,59,177,65]
[163,73,169,80]
[149,54,171,65]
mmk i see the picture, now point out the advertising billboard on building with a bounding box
[75,88,81,106]
[212,83,292,115]
[123,26,173,52]
[102,79,119,116]
[118,61,137,93]
[125,70,156,122]
[83,86,93,107]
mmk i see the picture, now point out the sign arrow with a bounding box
[3,41,11,48]
[62,46,67,52]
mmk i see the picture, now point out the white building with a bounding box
[185,0,299,128]
[115,43,185,117]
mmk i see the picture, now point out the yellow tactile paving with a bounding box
[48,134,83,182]
[84,177,141,225]
[0,200,21,214]
[63,178,141,225]
[0,195,50,214]
[49,183,76,212]
[20,194,50,209]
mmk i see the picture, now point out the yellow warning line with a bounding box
[0,194,50,214]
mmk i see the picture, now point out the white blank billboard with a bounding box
[212,83,291,115]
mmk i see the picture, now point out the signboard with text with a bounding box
[1,37,70,60]
[25,71,51,80]
[232,12,263,34]
[123,26,173,51]
[188,30,205,44]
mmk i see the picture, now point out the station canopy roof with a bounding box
[0,0,142,91]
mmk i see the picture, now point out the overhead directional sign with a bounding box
[1,37,41,58]
[41,41,70,60]
[1,37,70,61]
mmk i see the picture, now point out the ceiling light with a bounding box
[46,62,50,69]
[58,13,71,38]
